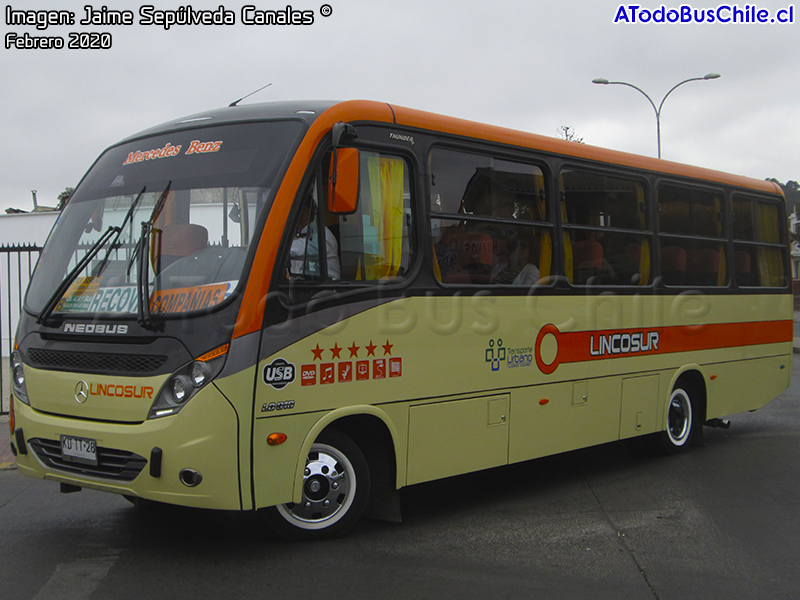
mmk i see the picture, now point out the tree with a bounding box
[768,178,800,246]
[57,187,74,211]
[767,178,800,212]
[556,125,584,144]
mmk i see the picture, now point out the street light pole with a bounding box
[591,73,720,158]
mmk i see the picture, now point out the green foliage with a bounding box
[769,179,800,245]
[57,187,74,210]
[768,178,800,206]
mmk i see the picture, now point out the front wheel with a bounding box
[262,430,370,541]
[649,387,695,454]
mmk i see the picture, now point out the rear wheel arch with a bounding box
[670,368,708,424]
[321,414,398,486]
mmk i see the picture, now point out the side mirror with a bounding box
[328,147,360,214]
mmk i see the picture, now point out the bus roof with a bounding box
[387,102,782,196]
[119,99,783,197]
[117,100,339,144]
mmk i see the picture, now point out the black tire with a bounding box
[649,386,695,455]
[262,430,370,541]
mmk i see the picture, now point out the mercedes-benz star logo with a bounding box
[74,381,89,404]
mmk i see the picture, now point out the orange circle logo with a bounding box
[535,324,560,374]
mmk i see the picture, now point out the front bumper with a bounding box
[12,384,243,510]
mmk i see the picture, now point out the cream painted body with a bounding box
[250,292,792,507]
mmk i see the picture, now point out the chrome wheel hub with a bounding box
[276,443,356,529]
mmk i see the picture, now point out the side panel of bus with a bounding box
[247,291,791,508]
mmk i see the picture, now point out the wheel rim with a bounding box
[667,389,692,446]
[275,443,356,530]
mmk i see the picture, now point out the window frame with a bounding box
[559,164,654,288]
[730,191,790,289]
[427,143,555,289]
[655,179,729,289]
[275,138,421,307]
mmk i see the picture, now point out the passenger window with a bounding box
[560,169,651,286]
[286,149,414,284]
[429,148,552,286]
[732,195,787,287]
[657,183,726,287]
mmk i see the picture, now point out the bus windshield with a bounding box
[26,119,303,319]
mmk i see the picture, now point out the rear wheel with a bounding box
[262,430,370,541]
[650,386,695,454]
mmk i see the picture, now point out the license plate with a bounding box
[60,435,98,466]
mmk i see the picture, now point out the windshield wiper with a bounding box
[36,225,120,326]
[136,221,153,328]
[94,186,146,278]
[136,181,171,329]
[37,186,148,327]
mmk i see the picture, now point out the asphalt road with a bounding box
[2,356,799,600]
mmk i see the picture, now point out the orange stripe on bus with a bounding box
[535,320,792,374]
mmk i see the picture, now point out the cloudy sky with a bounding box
[1,0,798,213]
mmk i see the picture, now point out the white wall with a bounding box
[0,211,58,246]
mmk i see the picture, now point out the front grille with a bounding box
[28,438,147,482]
[27,348,167,374]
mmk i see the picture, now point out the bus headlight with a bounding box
[190,361,209,387]
[11,351,29,405]
[171,376,191,403]
[148,344,228,419]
